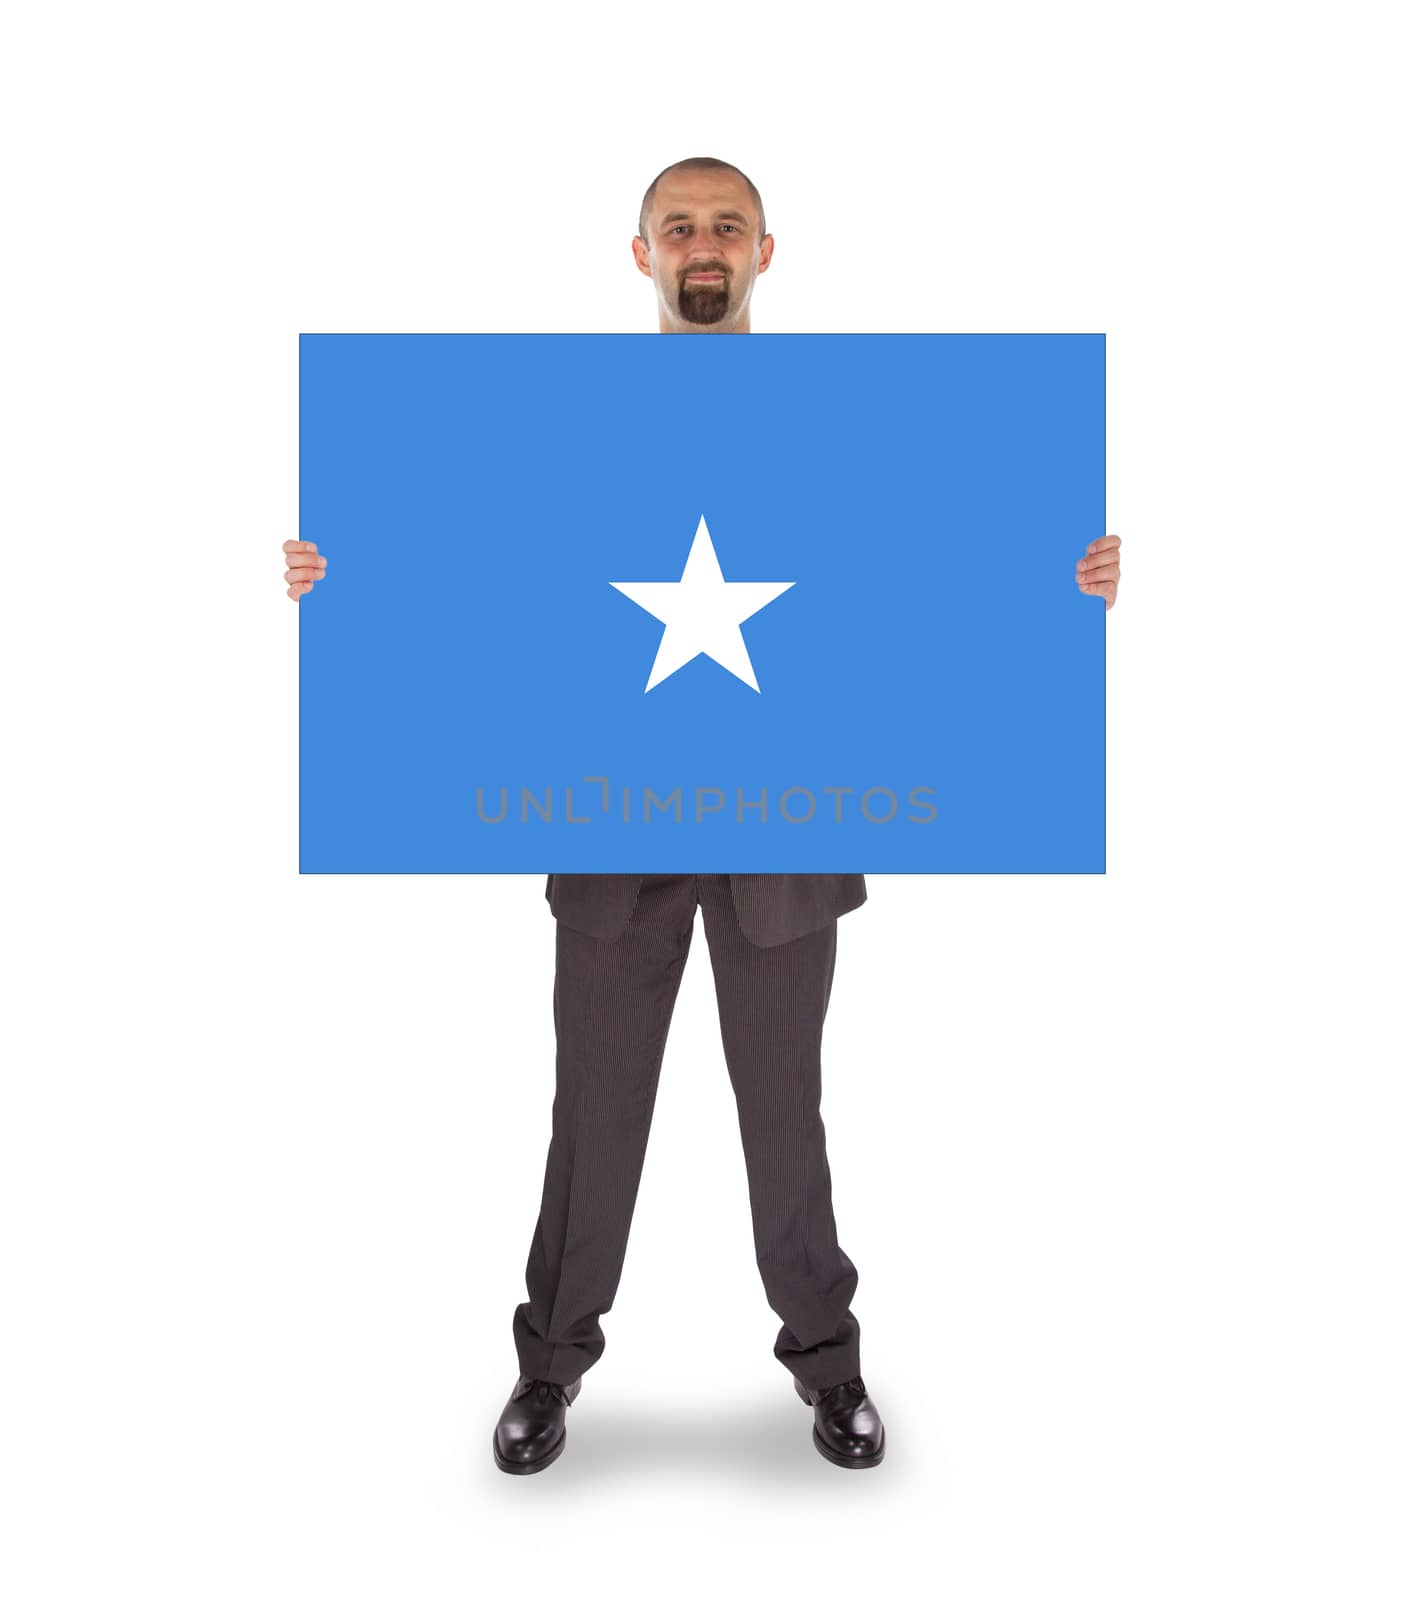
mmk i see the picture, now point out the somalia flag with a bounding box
[299,332,1104,873]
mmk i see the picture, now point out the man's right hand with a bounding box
[283,540,327,600]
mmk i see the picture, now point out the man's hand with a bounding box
[284,539,327,600]
[1076,535,1121,609]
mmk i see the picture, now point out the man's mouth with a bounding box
[687,272,724,283]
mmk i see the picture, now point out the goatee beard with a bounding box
[678,280,730,325]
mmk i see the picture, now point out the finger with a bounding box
[1077,551,1120,575]
[284,566,325,585]
[283,539,320,555]
[1078,579,1118,602]
[286,552,327,572]
[1084,534,1121,556]
[287,580,314,600]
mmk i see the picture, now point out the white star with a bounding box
[610,514,795,693]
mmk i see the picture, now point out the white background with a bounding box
[3,1,1401,1595]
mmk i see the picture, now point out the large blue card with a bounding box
[299,333,1104,873]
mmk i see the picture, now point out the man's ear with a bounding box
[631,236,653,277]
[756,234,775,274]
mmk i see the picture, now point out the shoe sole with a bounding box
[811,1423,885,1468]
[493,1427,568,1475]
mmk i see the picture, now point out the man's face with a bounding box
[633,170,772,329]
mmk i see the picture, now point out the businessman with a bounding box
[284,156,1123,1476]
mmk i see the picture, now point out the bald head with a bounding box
[633,156,773,333]
[638,156,766,248]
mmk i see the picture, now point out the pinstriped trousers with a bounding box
[513,874,863,1390]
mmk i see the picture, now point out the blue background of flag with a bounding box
[299,333,1104,872]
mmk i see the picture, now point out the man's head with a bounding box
[634,156,772,333]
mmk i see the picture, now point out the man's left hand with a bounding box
[1076,535,1121,609]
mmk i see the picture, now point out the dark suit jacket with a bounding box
[544,874,867,949]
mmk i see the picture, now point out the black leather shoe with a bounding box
[794,1374,885,1467]
[493,1374,582,1474]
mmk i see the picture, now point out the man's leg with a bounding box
[696,874,862,1391]
[513,875,697,1385]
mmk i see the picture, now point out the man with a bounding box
[283,156,1123,1476]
